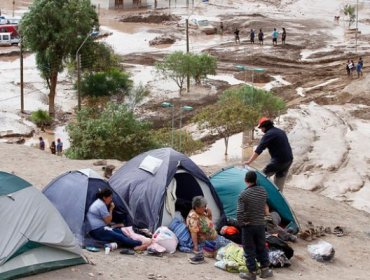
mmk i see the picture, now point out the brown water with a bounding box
[25,125,70,151]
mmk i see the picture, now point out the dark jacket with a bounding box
[255,126,293,163]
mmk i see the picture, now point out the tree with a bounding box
[80,42,120,72]
[152,128,204,154]
[193,86,286,155]
[221,85,286,139]
[66,103,159,160]
[80,68,132,100]
[155,52,218,94]
[155,51,192,95]
[30,109,52,131]
[343,4,356,27]
[190,53,217,84]
[193,95,259,155]
[20,0,98,117]
[221,85,285,118]
[126,83,150,111]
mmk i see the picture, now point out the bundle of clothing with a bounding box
[214,237,293,274]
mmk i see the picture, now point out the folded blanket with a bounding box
[121,226,166,253]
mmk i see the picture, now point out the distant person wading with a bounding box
[258,29,264,45]
[282,27,286,45]
[272,28,278,46]
[234,27,240,44]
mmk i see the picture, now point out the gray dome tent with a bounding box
[43,169,133,246]
[109,148,225,231]
[0,171,86,279]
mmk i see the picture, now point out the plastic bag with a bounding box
[307,240,335,262]
[152,226,178,254]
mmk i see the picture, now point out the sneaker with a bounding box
[147,248,163,257]
[239,272,256,280]
[260,267,273,278]
[119,248,135,255]
[188,253,205,264]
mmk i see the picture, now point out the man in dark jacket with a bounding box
[237,171,273,280]
[244,117,293,192]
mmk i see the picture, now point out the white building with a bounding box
[91,0,148,9]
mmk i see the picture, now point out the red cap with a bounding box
[257,117,269,128]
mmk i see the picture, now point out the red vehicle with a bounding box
[0,24,19,38]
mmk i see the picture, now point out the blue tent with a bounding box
[43,169,133,245]
[210,166,300,232]
[0,171,86,279]
[109,148,225,231]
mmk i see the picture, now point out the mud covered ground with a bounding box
[1,1,370,279]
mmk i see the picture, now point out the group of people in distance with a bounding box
[346,57,363,78]
[85,116,291,280]
[38,136,63,155]
[234,27,286,46]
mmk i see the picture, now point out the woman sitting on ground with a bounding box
[86,188,147,251]
[186,196,230,253]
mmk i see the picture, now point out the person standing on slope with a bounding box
[234,27,241,44]
[281,27,286,45]
[272,28,278,46]
[244,117,293,192]
[258,29,264,45]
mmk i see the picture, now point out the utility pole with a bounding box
[12,0,15,17]
[75,30,98,111]
[186,18,190,93]
[20,36,24,113]
[77,54,81,110]
[355,0,359,53]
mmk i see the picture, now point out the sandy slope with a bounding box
[1,143,370,280]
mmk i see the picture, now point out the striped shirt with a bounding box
[237,184,267,226]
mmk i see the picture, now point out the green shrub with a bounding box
[30,109,53,128]
[66,103,159,160]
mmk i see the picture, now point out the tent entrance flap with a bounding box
[161,171,221,227]
[174,172,204,219]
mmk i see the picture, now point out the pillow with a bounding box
[139,155,163,175]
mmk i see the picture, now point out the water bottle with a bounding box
[104,242,118,253]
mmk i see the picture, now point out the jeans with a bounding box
[90,227,142,248]
[198,234,231,251]
[241,225,270,272]
[263,160,292,192]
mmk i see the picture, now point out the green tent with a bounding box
[0,171,87,279]
[210,166,300,233]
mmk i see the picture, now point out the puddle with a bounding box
[207,74,245,85]
[263,75,291,91]
[125,64,181,99]
[295,78,339,97]
[190,132,243,166]
[24,125,70,150]
[300,47,336,61]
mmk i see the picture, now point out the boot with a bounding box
[239,271,256,280]
[260,267,273,278]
